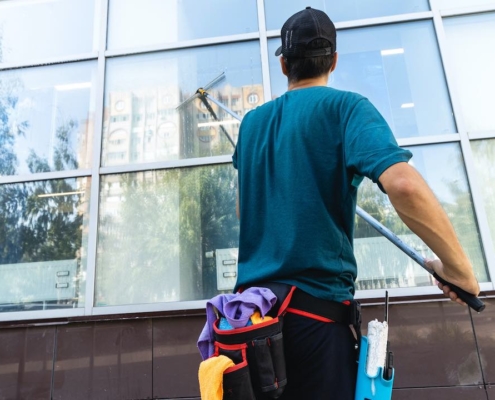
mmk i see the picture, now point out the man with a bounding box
[232,7,480,399]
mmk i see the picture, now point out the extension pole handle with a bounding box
[355,206,485,312]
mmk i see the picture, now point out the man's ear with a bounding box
[330,52,338,73]
[280,56,289,77]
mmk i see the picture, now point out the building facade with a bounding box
[0,0,494,399]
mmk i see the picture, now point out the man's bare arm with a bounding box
[378,162,480,302]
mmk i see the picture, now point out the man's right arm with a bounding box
[378,162,480,303]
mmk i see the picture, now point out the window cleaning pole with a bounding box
[196,89,485,312]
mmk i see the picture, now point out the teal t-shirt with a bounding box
[232,86,412,302]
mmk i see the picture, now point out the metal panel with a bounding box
[0,327,55,400]
[0,260,77,306]
[393,386,487,399]
[52,320,153,400]
[361,301,483,388]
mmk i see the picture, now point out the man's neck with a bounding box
[288,75,329,91]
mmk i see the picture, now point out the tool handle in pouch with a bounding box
[355,336,394,400]
[433,272,485,312]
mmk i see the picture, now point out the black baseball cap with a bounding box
[275,7,336,58]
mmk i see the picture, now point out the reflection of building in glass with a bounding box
[103,86,181,166]
[192,83,264,147]
[103,83,264,166]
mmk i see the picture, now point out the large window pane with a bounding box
[96,165,238,306]
[107,0,258,50]
[471,139,495,254]
[0,0,97,66]
[444,13,495,132]
[355,143,488,291]
[264,0,429,30]
[0,177,90,312]
[102,42,263,167]
[269,21,456,139]
[0,61,97,176]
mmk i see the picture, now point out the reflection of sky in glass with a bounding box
[264,0,429,30]
[107,0,258,50]
[0,0,96,65]
[268,21,456,138]
[1,61,97,175]
[406,143,467,204]
[106,42,262,96]
[444,13,495,132]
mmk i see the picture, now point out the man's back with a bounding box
[233,86,411,301]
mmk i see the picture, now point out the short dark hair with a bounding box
[283,39,335,84]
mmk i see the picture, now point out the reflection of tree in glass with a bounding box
[96,163,238,305]
[96,170,182,305]
[471,139,495,263]
[355,177,409,238]
[0,98,84,308]
[198,164,238,298]
[440,153,487,281]
[0,76,29,175]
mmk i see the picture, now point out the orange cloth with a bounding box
[198,355,235,400]
[250,310,273,324]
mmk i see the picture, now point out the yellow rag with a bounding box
[250,310,273,324]
[198,355,235,400]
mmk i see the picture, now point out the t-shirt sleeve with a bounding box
[344,98,412,191]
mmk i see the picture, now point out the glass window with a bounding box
[354,143,488,291]
[435,0,495,10]
[95,165,238,306]
[444,13,495,132]
[0,177,91,312]
[0,61,97,176]
[264,0,430,30]
[471,139,495,254]
[0,0,97,66]
[102,42,262,166]
[107,0,258,50]
[268,21,456,139]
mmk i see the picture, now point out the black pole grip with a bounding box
[433,272,485,312]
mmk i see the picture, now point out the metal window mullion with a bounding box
[397,133,460,147]
[84,0,110,316]
[433,9,495,287]
[0,169,92,185]
[0,308,86,323]
[105,32,260,58]
[468,130,495,140]
[99,155,233,176]
[257,0,273,104]
[440,3,495,17]
[0,53,99,72]
[265,11,435,38]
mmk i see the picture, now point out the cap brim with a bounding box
[275,46,282,56]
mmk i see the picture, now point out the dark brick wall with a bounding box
[0,298,493,400]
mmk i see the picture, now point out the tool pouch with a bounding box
[213,285,296,400]
[355,336,394,400]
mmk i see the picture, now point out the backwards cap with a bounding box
[275,7,336,59]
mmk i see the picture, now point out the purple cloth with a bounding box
[197,287,277,360]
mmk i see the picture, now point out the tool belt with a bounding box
[213,283,361,400]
